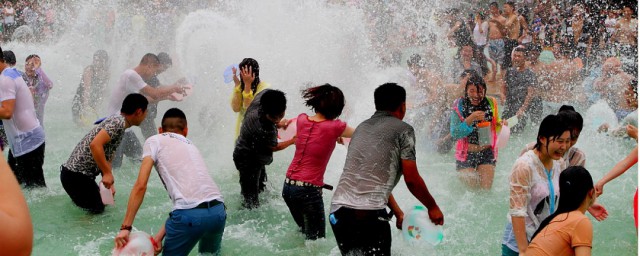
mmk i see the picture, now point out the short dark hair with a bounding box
[260,89,287,118]
[504,1,515,8]
[557,108,584,134]
[2,50,15,65]
[489,2,498,8]
[158,52,172,66]
[558,105,575,112]
[139,53,160,65]
[407,54,424,67]
[161,108,187,131]
[513,47,526,54]
[374,83,406,112]
[120,93,148,115]
[26,54,39,62]
[534,114,571,151]
[302,84,345,120]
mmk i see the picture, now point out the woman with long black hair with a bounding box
[526,166,596,256]
[230,58,270,138]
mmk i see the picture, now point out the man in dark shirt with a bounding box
[233,89,295,209]
[501,47,541,133]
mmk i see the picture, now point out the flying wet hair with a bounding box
[239,58,261,95]
[260,89,287,119]
[374,83,406,112]
[120,93,148,115]
[534,114,571,152]
[161,108,187,131]
[302,84,345,120]
[531,166,594,240]
[139,53,160,65]
[464,73,487,97]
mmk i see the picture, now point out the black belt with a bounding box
[195,200,222,209]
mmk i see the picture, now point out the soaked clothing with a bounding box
[456,148,495,170]
[230,81,270,138]
[502,150,565,253]
[140,75,161,139]
[330,111,416,213]
[526,211,593,256]
[450,96,501,167]
[521,141,586,167]
[22,68,53,126]
[63,115,126,177]
[72,65,109,125]
[233,90,277,208]
[502,67,540,132]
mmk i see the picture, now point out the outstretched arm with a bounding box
[402,159,443,225]
[595,146,638,196]
[114,156,155,249]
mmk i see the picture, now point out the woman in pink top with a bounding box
[282,84,354,240]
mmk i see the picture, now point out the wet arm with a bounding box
[388,194,404,229]
[0,99,15,119]
[0,153,32,255]
[517,87,535,116]
[509,164,532,254]
[120,157,154,228]
[402,159,443,225]
[89,129,113,186]
[596,146,638,195]
[273,137,296,151]
[450,111,474,140]
[140,85,180,101]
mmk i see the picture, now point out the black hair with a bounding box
[407,54,424,67]
[2,50,15,65]
[25,54,39,62]
[513,47,526,55]
[374,83,406,112]
[504,1,515,8]
[120,93,148,115]
[531,166,594,240]
[489,2,498,8]
[558,105,575,112]
[139,53,159,65]
[302,84,345,120]
[239,58,261,95]
[557,109,584,135]
[260,89,286,119]
[157,52,172,66]
[465,73,487,93]
[161,108,187,131]
[534,114,571,152]
[93,50,108,62]
[631,79,638,98]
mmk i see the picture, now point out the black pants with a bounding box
[502,97,543,134]
[60,166,104,214]
[112,130,142,168]
[233,155,267,209]
[8,143,46,188]
[140,112,157,140]
[503,39,518,69]
[330,207,391,256]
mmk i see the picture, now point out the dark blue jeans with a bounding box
[282,183,325,240]
[164,203,226,255]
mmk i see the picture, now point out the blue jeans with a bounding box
[282,183,325,239]
[163,203,226,255]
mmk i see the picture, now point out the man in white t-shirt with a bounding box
[106,53,184,168]
[0,48,46,188]
[115,108,226,255]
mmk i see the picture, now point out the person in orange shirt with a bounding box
[526,166,596,256]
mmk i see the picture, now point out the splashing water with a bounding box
[5,0,636,255]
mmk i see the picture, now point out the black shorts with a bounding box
[456,148,496,170]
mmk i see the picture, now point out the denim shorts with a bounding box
[163,203,226,255]
[456,148,496,170]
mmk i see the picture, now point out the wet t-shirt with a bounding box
[504,67,537,108]
[330,111,416,212]
[106,69,147,116]
[63,115,126,177]
[233,90,278,165]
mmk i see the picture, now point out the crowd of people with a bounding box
[0,1,636,256]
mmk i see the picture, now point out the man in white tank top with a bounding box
[115,108,226,255]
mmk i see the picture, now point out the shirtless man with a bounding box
[594,57,635,119]
[613,6,638,76]
[542,43,584,110]
[488,2,506,77]
[503,2,523,69]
